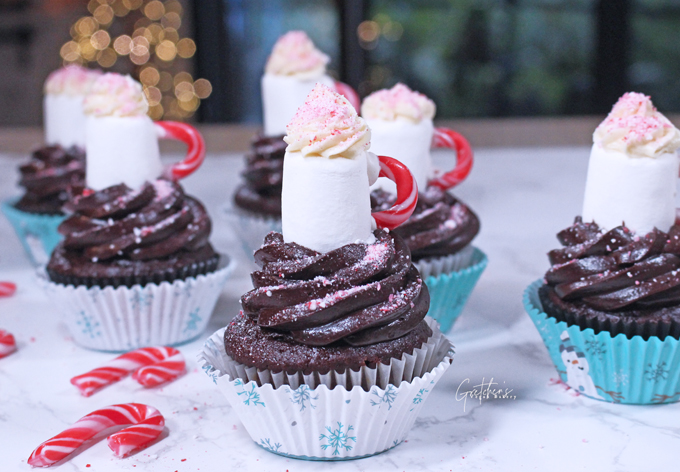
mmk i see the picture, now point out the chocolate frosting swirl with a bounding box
[240,230,431,347]
[233,135,285,216]
[15,145,85,215]
[545,216,680,311]
[372,186,480,261]
[56,179,212,262]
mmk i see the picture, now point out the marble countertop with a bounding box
[1,147,677,471]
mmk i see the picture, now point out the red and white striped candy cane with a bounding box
[27,403,165,467]
[0,281,16,297]
[155,121,206,180]
[0,329,16,359]
[334,81,361,112]
[428,127,474,190]
[372,155,418,230]
[70,346,185,397]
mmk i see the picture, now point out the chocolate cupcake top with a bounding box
[372,186,479,261]
[545,216,680,311]
[233,135,285,217]
[14,145,85,215]
[55,179,212,262]
[239,229,430,347]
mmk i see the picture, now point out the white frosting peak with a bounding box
[44,65,101,97]
[593,92,680,158]
[361,83,436,123]
[265,31,329,79]
[83,73,149,118]
[284,83,370,159]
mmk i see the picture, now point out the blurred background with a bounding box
[1,0,678,126]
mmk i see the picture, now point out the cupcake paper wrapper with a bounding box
[415,246,488,333]
[223,206,281,260]
[198,317,454,460]
[524,279,680,404]
[40,257,236,352]
[2,198,65,266]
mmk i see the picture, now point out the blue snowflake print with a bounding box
[645,362,669,383]
[584,337,607,359]
[409,388,429,411]
[286,385,318,412]
[76,311,101,338]
[183,308,202,334]
[89,286,102,304]
[234,379,265,407]
[259,438,282,453]
[612,370,629,387]
[174,282,193,299]
[370,385,398,410]
[129,289,154,309]
[319,422,356,456]
[202,364,218,384]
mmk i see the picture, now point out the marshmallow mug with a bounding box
[85,117,205,191]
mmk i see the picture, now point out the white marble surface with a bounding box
[1,147,678,471]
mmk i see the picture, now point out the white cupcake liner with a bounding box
[223,206,281,260]
[414,244,475,278]
[198,317,454,460]
[40,256,236,352]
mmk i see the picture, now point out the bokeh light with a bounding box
[176,38,196,58]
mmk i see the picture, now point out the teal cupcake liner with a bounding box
[524,280,680,404]
[418,247,487,333]
[2,198,65,266]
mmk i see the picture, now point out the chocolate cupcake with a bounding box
[2,66,100,264]
[44,73,234,351]
[363,84,487,332]
[525,92,680,404]
[200,84,453,460]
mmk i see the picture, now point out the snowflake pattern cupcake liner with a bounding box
[198,317,454,460]
[524,280,680,404]
[223,206,282,261]
[40,256,236,352]
[2,198,66,266]
[415,246,487,333]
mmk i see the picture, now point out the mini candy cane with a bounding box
[372,155,418,230]
[70,346,185,397]
[334,81,361,113]
[27,403,165,467]
[155,121,206,180]
[0,329,17,358]
[0,281,16,297]
[429,127,474,190]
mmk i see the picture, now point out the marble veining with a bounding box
[0,147,677,471]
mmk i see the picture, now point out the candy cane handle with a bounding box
[334,81,360,112]
[372,155,418,230]
[0,329,17,359]
[155,121,205,180]
[429,127,473,190]
[28,403,165,467]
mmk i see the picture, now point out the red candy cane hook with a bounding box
[70,346,185,397]
[372,155,418,230]
[155,121,206,181]
[334,81,361,112]
[0,281,16,297]
[0,329,17,359]
[27,403,165,467]
[428,127,474,190]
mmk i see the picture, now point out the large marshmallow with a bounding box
[261,73,335,137]
[44,94,87,148]
[367,117,433,194]
[282,150,378,253]
[582,143,679,234]
[85,115,162,191]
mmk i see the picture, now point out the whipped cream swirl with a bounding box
[44,65,102,97]
[361,83,436,123]
[83,73,149,117]
[265,31,330,79]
